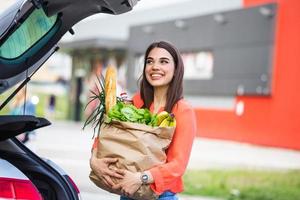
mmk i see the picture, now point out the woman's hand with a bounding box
[112,170,142,196]
[90,148,124,187]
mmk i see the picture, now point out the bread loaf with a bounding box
[105,66,117,113]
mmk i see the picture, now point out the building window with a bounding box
[182,51,214,80]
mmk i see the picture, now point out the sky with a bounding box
[84,0,191,21]
[133,0,190,11]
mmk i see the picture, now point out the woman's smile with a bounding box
[145,47,175,88]
[150,72,164,80]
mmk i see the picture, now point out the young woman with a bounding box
[90,41,196,200]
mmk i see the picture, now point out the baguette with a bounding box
[105,66,117,114]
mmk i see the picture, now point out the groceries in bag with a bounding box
[84,66,176,200]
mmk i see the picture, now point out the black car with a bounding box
[0,0,138,199]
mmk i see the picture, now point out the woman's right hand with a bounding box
[90,148,125,187]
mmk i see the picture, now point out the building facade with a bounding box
[62,0,300,150]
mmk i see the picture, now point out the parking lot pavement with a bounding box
[188,136,300,170]
[27,121,300,200]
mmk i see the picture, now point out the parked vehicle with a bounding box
[0,0,139,199]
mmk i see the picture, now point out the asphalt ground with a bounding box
[26,121,300,200]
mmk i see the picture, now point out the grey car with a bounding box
[0,0,138,199]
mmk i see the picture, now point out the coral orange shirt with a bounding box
[92,93,196,195]
[132,94,196,195]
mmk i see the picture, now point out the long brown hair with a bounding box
[140,41,184,112]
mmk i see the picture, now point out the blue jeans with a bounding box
[120,191,178,200]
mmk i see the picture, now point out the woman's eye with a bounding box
[160,60,168,64]
[146,60,153,64]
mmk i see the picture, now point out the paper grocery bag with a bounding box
[89,119,175,200]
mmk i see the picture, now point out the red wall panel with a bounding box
[196,0,300,149]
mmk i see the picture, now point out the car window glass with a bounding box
[0,8,57,59]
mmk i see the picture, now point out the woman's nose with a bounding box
[151,62,160,70]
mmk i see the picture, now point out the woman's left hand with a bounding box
[112,170,141,196]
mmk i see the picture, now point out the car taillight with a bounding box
[0,177,43,200]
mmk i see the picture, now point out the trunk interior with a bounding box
[0,138,79,200]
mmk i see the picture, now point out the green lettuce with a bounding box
[108,102,157,126]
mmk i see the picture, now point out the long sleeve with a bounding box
[149,100,196,194]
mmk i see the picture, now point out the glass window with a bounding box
[182,51,214,80]
[0,8,57,59]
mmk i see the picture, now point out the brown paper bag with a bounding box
[89,119,175,200]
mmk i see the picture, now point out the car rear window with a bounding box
[0,8,57,59]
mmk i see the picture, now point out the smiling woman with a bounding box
[90,41,197,200]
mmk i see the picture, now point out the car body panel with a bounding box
[0,115,51,141]
[0,0,139,199]
[0,138,81,199]
[0,158,28,180]
[0,0,24,37]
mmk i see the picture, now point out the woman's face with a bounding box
[145,47,175,89]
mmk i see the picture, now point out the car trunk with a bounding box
[0,116,75,200]
[0,0,139,198]
[0,115,50,141]
[0,137,80,200]
[0,0,138,94]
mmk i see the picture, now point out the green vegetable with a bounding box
[108,102,157,126]
[82,75,106,136]
[82,74,123,136]
[83,75,158,136]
